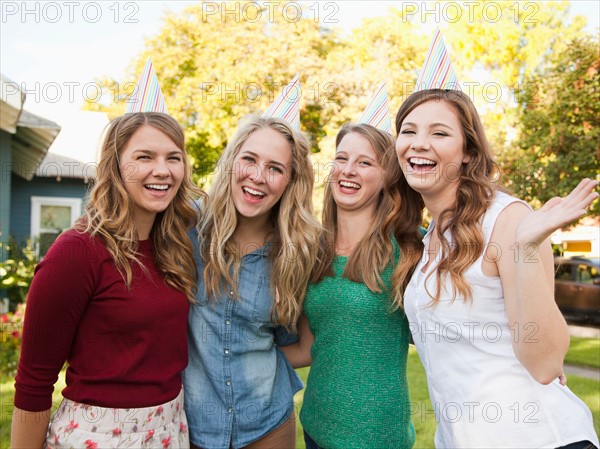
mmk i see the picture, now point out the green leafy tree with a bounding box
[81,0,593,202]
[92,1,341,182]
[501,36,599,214]
[443,0,587,154]
[82,77,131,119]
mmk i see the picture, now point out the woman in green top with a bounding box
[281,123,416,449]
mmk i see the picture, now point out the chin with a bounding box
[404,180,428,193]
[149,205,171,214]
[236,207,259,218]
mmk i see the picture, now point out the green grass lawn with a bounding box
[3,341,599,448]
[565,336,600,368]
[406,347,436,447]
[569,374,600,437]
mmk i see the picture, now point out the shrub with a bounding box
[0,240,38,311]
[1,303,24,382]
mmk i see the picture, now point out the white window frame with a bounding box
[30,196,82,255]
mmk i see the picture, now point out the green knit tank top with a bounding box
[300,240,415,449]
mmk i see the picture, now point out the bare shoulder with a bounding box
[492,201,531,239]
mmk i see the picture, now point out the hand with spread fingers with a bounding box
[516,178,599,247]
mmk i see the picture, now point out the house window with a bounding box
[30,196,82,256]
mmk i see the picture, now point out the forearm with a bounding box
[502,179,598,383]
[279,315,313,368]
[280,342,312,368]
[511,242,569,383]
[11,407,50,449]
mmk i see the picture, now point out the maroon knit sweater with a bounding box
[14,229,189,411]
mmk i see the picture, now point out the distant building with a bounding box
[552,216,600,258]
[1,74,107,260]
[1,74,60,260]
[10,152,96,256]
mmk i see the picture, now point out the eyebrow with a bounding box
[401,122,454,130]
[335,150,377,162]
[241,150,287,169]
[132,149,183,156]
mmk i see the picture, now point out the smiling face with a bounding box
[230,127,292,223]
[330,131,385,214]
[119,125,184,230]
[395,100,469,201]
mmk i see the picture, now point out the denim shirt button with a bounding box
[227,408,233,413]
[226,379,231,385]
[225,319,231,325]
[224,349,230,354]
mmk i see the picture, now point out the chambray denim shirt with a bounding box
[183,226,303,449]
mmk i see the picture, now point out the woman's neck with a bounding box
[422,187,458,224]
[335,206,375,256]
[233,214,273,250]
[133,216,155,240]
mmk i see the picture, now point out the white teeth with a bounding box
[146,184,169,190]
[409,157,436,166]
[243,186,265,197]
[339,181,360,189]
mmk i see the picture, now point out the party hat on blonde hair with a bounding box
[357,81,392,134]
[262,74,301,130]
[416,28,460,91]
[126,58,169,113]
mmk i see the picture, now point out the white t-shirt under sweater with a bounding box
[404,191,599,448]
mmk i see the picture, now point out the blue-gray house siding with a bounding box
[10,174,90,246]
[0,130,12,259]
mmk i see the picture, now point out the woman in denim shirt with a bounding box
[184,116,321,449]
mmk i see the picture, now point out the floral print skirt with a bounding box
[44,389,189,449]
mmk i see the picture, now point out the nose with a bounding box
[341,160,357,177]
[411,133,431,151]
[247,164,265,184]
[152,158,170,177]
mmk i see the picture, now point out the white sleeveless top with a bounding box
[404,191,599,448]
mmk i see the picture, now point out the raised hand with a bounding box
[516,178,598,247]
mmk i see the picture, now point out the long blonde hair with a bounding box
[392,89,501,306]
[312,123,401,294]
[200,117,321,331]
[79,112,204,302]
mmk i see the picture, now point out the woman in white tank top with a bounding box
[390,88,598,448]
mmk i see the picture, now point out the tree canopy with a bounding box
[84,1,598,214]
[502,35,599,214]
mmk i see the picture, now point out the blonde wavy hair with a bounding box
[312,123,403,295]
[392,89,501,306]
[199,117,321,331]
[78,112,204,302]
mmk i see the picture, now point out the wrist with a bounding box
[510,241,542,263]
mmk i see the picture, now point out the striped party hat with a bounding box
[357,81,392,134]
[126,58,169,113]
[262,74,301,130]
[416,28,460,91]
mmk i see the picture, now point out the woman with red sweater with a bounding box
[11,112,202,449]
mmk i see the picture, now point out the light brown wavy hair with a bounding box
[78,112,204,302]
[312,123,403,294]
[392,89,501,306]
[199,116,321,331]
